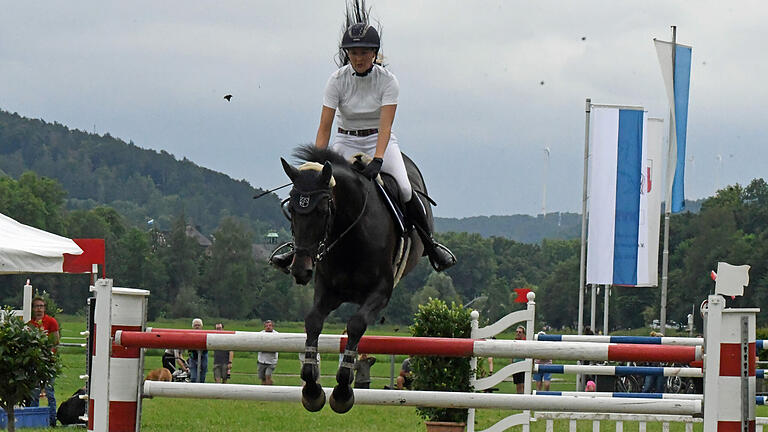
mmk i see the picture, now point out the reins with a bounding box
[289,176,372,263]
[315,177,371,261]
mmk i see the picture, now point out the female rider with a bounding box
[272,21,455,272]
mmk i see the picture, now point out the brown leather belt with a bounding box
[338,127,379,137]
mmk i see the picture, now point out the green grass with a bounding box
[13,315,768,431]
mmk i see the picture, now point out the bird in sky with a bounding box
[223,94,232,101]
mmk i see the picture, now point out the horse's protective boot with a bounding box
[405,197,456,272]
[269,250,294,274]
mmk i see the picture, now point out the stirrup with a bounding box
[428,243,456,272]
[269,242,295,274]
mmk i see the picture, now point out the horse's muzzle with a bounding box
[290,254,313,285]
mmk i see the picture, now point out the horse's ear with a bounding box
[281,158,299,181]
[320,161,333,185]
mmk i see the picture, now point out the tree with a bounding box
[199,217,257,318]
[0,310,61,432]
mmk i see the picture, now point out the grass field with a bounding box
[13,314,767,431]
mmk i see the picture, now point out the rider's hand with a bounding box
[361,157,383,179]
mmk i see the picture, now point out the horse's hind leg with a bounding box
[329,289,390,414]
[301,296,339,412]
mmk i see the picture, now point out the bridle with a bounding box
[282,178,372,263]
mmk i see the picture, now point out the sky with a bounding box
[1,1,766,218]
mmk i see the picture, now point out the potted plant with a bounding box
[0,307,61,432]
[411,298,473,432]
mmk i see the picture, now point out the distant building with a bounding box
[265,231,279,244]
[185,225,212,248]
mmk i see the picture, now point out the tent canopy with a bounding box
[0,212,104,274]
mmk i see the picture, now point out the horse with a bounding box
[279,144,431,413]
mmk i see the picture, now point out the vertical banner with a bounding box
[654,39,692,213]
[586,105,660,286]
[641,118,664,286]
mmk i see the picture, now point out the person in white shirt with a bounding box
[257,320,279,385]
[271,18,455,273]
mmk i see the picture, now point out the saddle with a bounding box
[351,154,432,286]
[350,155,408,236]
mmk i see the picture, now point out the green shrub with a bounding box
[410,298,472,423]
[0,307,61,432]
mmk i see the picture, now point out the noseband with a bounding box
[284,179,371,263]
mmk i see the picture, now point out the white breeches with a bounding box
[331,132,413,201]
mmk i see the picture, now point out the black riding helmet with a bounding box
[340,23,380,49]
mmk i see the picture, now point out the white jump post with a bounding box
[702,262,757,431]
[467,291,535,432]
[88,279,149,432]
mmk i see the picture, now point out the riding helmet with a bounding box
[340,23,380,49]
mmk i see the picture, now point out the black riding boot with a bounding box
[405,196,456,272]
[269,247,294,274]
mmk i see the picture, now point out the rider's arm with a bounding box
[374,104,396,159]
[315,106,336,149]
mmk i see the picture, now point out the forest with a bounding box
[2,171,768,330]
[1,109,767,329]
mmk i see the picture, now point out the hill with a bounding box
[435,212,581,243]
[434,199,703,243]
[0,110,287,235]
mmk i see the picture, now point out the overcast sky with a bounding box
[1,1,766,217]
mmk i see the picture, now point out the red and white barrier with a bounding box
[114,329,702,363]
[702,294,757,432]
[88,279,149,432]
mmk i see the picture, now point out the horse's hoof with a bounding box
[329,385,354,414]
[301,382,326,412]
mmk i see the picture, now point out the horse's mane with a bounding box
[293,145,353,175]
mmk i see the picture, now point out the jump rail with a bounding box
[142,382,702,415]
[115,329,702,363]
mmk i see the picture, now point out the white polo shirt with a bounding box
[323,64,399,130]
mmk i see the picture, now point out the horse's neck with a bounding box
[332,174,368,228]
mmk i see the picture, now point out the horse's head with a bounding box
[281,157,335,285]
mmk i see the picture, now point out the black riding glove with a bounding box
[360,157,383,179]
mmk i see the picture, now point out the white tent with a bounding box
[0,212,83,274]
[1,212,85,321]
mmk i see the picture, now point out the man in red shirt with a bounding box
[27,296,60,427]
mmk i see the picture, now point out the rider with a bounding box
[271,20,455,273]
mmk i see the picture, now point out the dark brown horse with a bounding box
[280,145,430,413]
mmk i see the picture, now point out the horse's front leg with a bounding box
[301,296,338,412]
[329,288,391,413]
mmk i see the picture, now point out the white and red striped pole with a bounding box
[89,280,149,432]
[115,330,702,363]
[703,294,758,432]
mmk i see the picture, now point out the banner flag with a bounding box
[586,106,660,286]
[654,39,692,213]
[642,118,664,286]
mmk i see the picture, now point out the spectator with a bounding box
[512,326,526,394]
[338,329,347,367]
[162,348,188,375]
[396,355,413,390]
[27,295,60,427]
[257,320,279,385]
[533,331,552,391]
[188,318,208,383]
[353,353,377,389]
[213,323,233,384]
[586,380,596,392]
[642,331,666,393]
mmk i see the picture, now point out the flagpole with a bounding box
[659,25,676,334]
[578,98,591,337]
[577,98,591,391]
